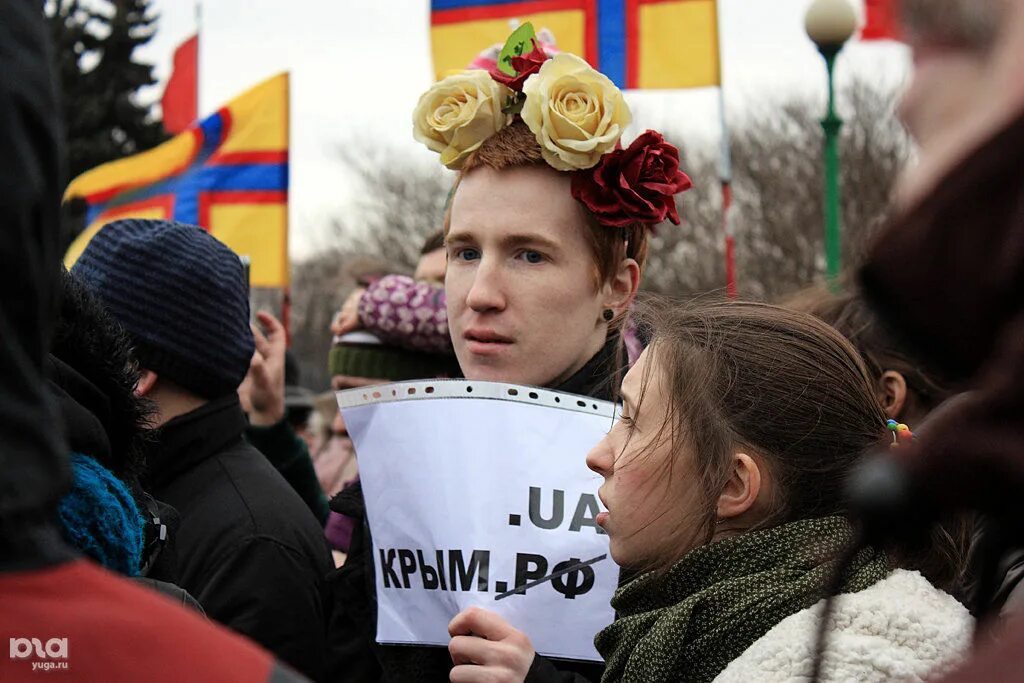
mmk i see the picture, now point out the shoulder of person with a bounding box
[210,439,309,505]
[714,569,974,683]
[179,442,328,555]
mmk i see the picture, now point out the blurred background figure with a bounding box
[285,350,318,452]
[331,230,453,355]
[854,1,1024,680]
[895,0,1020,207]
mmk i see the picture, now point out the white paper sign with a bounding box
[338,379,618,662]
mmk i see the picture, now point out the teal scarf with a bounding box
[57,453,144,575]
[595,516,890,682]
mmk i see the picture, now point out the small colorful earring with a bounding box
[887,419,914,448]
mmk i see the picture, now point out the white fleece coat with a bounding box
[715,570,973,682]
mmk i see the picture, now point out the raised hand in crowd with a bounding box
[240,310,288,426]
[330,286,366,338]
[241,309,331,526]
[329,229,452,351]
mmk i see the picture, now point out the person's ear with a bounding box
[602,258,641,316]
[878,370,908,419]
[135,368,158,398]
[716,453,761,521]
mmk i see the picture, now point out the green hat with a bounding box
[329,332,460,382]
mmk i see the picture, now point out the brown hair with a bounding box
[420,229,446,256]
[443,120,649,288]
[631,299,887,568]
[788,287,955,412]
[786,286,969,596]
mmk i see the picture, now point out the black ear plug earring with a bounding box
[602,309,614,322]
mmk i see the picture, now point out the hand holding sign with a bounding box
[448,607,535,683]
[338,379,617,662]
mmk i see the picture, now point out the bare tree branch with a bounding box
[647,75,910,300]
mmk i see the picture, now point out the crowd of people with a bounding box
[2,0,1024,681]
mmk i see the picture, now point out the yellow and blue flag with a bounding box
[64,73,290,288]
[430,0,720,90]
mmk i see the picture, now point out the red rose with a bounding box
[571,130,693,228]
[490,39,549,92]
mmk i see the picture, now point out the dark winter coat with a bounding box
[143,394,334,681]
[247,418,330,526]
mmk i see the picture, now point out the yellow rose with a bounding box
[413,70,513,170]
[520,53,632,171]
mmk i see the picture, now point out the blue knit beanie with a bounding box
[72,219,255,398]
[57,453,145,576]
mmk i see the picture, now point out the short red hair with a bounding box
[443,120,649,289]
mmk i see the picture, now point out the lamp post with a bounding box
[805,0,857,289]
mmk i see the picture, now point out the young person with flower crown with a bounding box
[327,28,691,682]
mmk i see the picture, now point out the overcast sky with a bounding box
[137,1,910,258]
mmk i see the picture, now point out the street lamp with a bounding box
[805,0,857,289]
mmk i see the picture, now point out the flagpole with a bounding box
[718,92,736,299]
[715,0,737,298]
[194,1,201,116]
[282,73,292,346]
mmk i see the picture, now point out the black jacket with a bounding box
[327,338,625,682]
[247,418,330,526]
[143,395,334,681]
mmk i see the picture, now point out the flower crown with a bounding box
[413,24,692,229]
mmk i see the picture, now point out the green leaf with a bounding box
[497,22,536,77]
[501,92,527,116]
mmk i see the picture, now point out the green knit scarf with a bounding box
[594,516,890,683]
